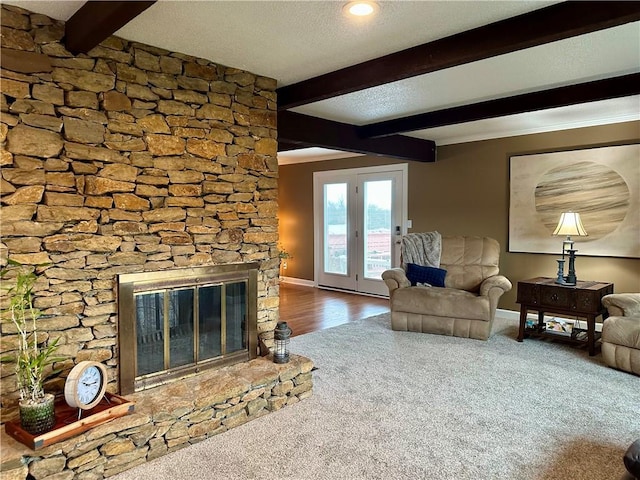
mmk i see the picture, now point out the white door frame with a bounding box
[313,163,409,294]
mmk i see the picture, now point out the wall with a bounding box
[278,121,640,310]
[0,4,279,421]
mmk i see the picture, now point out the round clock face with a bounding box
[78,366,102,405]
[65,361,108,410]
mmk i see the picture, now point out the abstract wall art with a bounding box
[509,143,639,258]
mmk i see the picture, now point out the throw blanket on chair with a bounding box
[401,231,442,268]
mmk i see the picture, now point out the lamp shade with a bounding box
[552,212,588,237]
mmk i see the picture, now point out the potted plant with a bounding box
[1,260,62,435]
[278,244,293,278]
[278,243,292,264]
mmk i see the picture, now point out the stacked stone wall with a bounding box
[0,4,280,421]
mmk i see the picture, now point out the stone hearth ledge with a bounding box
[0,354,314,480]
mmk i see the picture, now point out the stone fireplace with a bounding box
[0,5,315,479]
[0,3,281,419]
[117,263,258,394]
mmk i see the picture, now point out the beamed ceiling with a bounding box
[6,0,640,163]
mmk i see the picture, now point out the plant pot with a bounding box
[19,393,56,435]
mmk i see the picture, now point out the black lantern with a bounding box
[273,322,292,364]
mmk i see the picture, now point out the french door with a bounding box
[313,164,407,296]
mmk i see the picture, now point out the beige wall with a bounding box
[278,121,640,312]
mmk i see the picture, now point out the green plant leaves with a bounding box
[1,260,62,402]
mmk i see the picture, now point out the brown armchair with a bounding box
[382,235,512,340]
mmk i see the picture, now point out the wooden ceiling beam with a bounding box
[359,73,640,138]
[276,141,304,152]
[278,111,436,162]
[65,1,157,54]
[277,2,640,110]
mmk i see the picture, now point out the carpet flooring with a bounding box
[113,314,639,480]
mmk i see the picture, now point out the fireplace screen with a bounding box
[118,264,258,394]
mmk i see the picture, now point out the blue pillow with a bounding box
[405,263,447,287]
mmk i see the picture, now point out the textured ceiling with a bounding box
[293,23,640,124]
[20,1,557,87]
[6,0,640,159]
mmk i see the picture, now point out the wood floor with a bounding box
[279,283,390,337]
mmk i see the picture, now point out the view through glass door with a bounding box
[314,165,407,296]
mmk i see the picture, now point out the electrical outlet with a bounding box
[282,261,288,270]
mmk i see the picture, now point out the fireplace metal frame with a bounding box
[117,263,259,395]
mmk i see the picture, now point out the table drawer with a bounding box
[574,284,613,313]
[516,282,539,305]
[540,285,573,310]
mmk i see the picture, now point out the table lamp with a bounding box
[553,212,588,286]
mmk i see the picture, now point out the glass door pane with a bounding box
[356,169,404,297]
[225,282,247,354]
[135,291,165,376]
[363,180,392,280]
[198,284,222,360]
[324,183,348,275]
[168,288,194,368]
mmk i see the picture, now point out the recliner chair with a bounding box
[601,293,640,376]
[382,235,512,340]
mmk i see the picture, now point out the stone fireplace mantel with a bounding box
[1,355,314,479]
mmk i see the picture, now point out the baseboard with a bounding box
[279,276,316,287]
[279,278,389,298]
[496,308,520,321]
[496,308,602,332]
[317,285,388,299]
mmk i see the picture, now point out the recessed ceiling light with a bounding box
[343,1,379,17]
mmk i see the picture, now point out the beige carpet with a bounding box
[113,314,639,480]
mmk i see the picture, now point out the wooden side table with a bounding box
[516,277,613,356]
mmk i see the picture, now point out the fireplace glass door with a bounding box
[134,282,247,381]
[119,264,258,394]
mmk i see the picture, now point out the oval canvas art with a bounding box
[509,144,639,258]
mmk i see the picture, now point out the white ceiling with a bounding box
[6,1,640,162]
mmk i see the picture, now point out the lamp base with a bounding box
[565,248,578,285]
[554,249,578,287]
[555,259,565,285]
